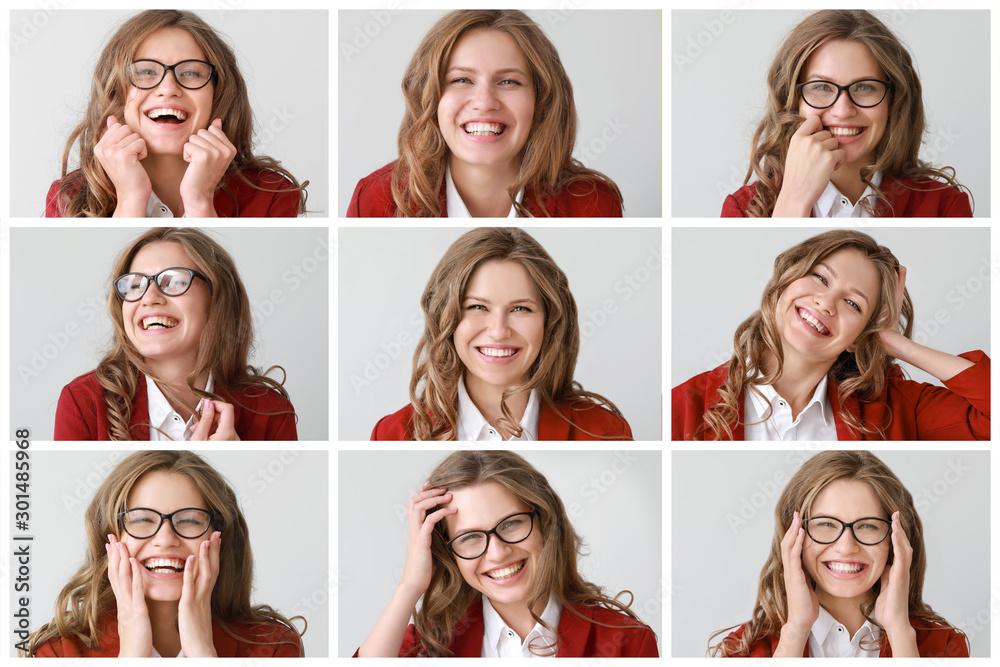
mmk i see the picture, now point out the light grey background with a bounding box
[671,10,990,217]
[672,450,989,657]
[672,227,990,388]
[340,227,662,441]
[10,10,328,217]
[19,449,329,657]
[10,227,329,440]
[338,10,661,217]
[339,449,662,657]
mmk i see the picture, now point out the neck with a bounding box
[465,377,530,440]
[764,351,831,421]
[147,359,208,419]
[142,154,189,216]
[489,594,548,642]
[146,600,183,657]
[830,164,869,205]
[817,596,869,639]
[449,157,519,217]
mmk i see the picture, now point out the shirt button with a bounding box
[840,198,848,206]
[837,627,844,632]
[160,206,168,212]
[778,400,786,407]
[489,428,496,435]
[173,416,181,421]
[508,630,514,637]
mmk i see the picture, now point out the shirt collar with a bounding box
[145,372,214,441]
[810,605,881,655]
[481,593,562,656]
[813,170,884,217]
[456,377,540,441]
[746,375,833,425]
[445,165,522,218]
[146,189,176,218]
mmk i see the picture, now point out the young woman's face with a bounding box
[797,39,889,171]
[454,259,545,398]
[123,27,215,156]
[121,470,212,602]
[443,482,542,611]
[775,247,880,369]
[437,29,536,173]
[122,241,210,372]
[801,479,890,607]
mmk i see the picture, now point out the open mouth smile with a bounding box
[475,345,520,363]
[463,122,506,136]
[145,108,189,125]
[484,559,525,582]
[823,560,868,578]
[796,307,831,336]
[142,556,186,579]
[141,316,179,331]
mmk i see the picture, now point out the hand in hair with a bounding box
[358,483,457,657]
[773,511,819,657]
[190,400,241,441]
[106,535,154,657]
[773,116,846,217]
[874,512,918,656]
[179,118,237,217]
[178,531,222,657]
[94,116,152,218]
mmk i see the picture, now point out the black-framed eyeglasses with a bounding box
[803,516,890,545]
[796,79,892,109]
[118,507,217,540]
[127,59,216,90]
[446,509,536,560]
[114,267,211,302]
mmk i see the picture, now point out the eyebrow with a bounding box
[464,295,539,307]
[805,73,882,83]
[445,66,529,78]
[816,262,871,306]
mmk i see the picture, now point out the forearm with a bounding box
[771,191,813,218]
[885,626,918,657]
[772,625,809,657]
[112,196,148,218]
[884,334,974,382]
[357,585,423,658]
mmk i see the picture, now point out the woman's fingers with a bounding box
[208,401,238,440]
[190,400,215,441]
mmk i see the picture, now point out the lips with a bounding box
[142,315,179,331]
[475,345,521,363]
[483,559,525,581]
[463,121,506,136]
[823,560,869,578]
[145,107,189,124]
[826,126,863,137]
[796,307,831,336]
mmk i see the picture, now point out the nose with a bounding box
[484,532,512,561]
[833,525,861,552]
[486,309,511,339]
[470,82,500,111]
[153,69,183,96]
[138,280,166,307]
[827,88,858,119]
[813,291,835,315]
[151,517,182,545]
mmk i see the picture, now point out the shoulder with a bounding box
[348,161,398,217]
[565,605,657,657]
[564,400,632,438]
[909,618,969,658]
[545,178,623,217]
[722,183,757,217]
[371,403,415,441]
[46,171,84,217]
[223,382,294,411]
[672,364,730,440]
[219,619,303,657]
[221,169,302,218]
[882,176,972,217]
[719,623,778,657]
[34,611,119,657]
[61,369,102,396]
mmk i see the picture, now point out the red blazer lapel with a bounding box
[129,377,151,440]
[537,402,571,440]
[452,598,485,656]
[555,604,592,657]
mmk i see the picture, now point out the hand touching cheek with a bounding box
[179,118,237,217]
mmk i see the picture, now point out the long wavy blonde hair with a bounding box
[743,10,968,217]
[53,10,306,217]
[410,450,649,656]
[97,227,290,441]
[27,450,303,656]
[709,450,958,657]
[391,10,621,217]
[696,230,913,440]
[409,228,625,440]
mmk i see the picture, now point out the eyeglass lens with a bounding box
[805,517,889,544]
[128,60,214,90]
[800,80,888,108]
[115,269,195,301]
[450,513,533,558]
[120,508,213,539]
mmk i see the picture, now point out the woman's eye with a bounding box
[450,77,472,85]
[846,299,861,313]
[812,272,828,285]
[512,305,531,313]
[457,532,483,545]
[499,78,522,86]
[854,83,876,93]
[465,304,487,311]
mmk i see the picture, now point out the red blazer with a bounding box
[371,401,633,441]
[55,370,297,441]
[45,168,302,217]
[347,161,623,217]
[34,611,303,657]
[721,177,972,217]
[377,599,656,657]
[672,351,989,441]
[722,618,969,657]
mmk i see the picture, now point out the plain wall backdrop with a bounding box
[672,450,990,657]
[10,9,328,217]
[339,449,662,656]
[338,10,661,217]
[340,227,662,441]
[20,449,329,657]
[671,10,990,217]
[671,227,990,388]
[10,227,329,440]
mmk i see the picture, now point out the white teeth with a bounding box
[486,561,524,580]
[826,561,864,573]
[146,108,188,121]
[143,557,185,572]
[479,347,516,357]
[142,316,179,330]
[463,122,505,136]
[797,309,829,335]
[828,126,862,137]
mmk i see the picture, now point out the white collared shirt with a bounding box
[146,190,183,218]
[812,171,883,218]
[445,166,523,218]
[481,594,562,658]
[807,606,882,657]
[456,378,540,441]
[146,372,214,441]
[150,646,185,658]
[744,376,837,441]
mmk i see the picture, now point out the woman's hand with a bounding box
[774,511,819,657]
[189,400,241,441]
[877,265,908,355]
[179,118,237,217]
[399,483,457,598]
[178,531,222,657]
[94,116,152,217]
[773,116,846,217]
[874,512,918,655]
[106,534,154,658]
